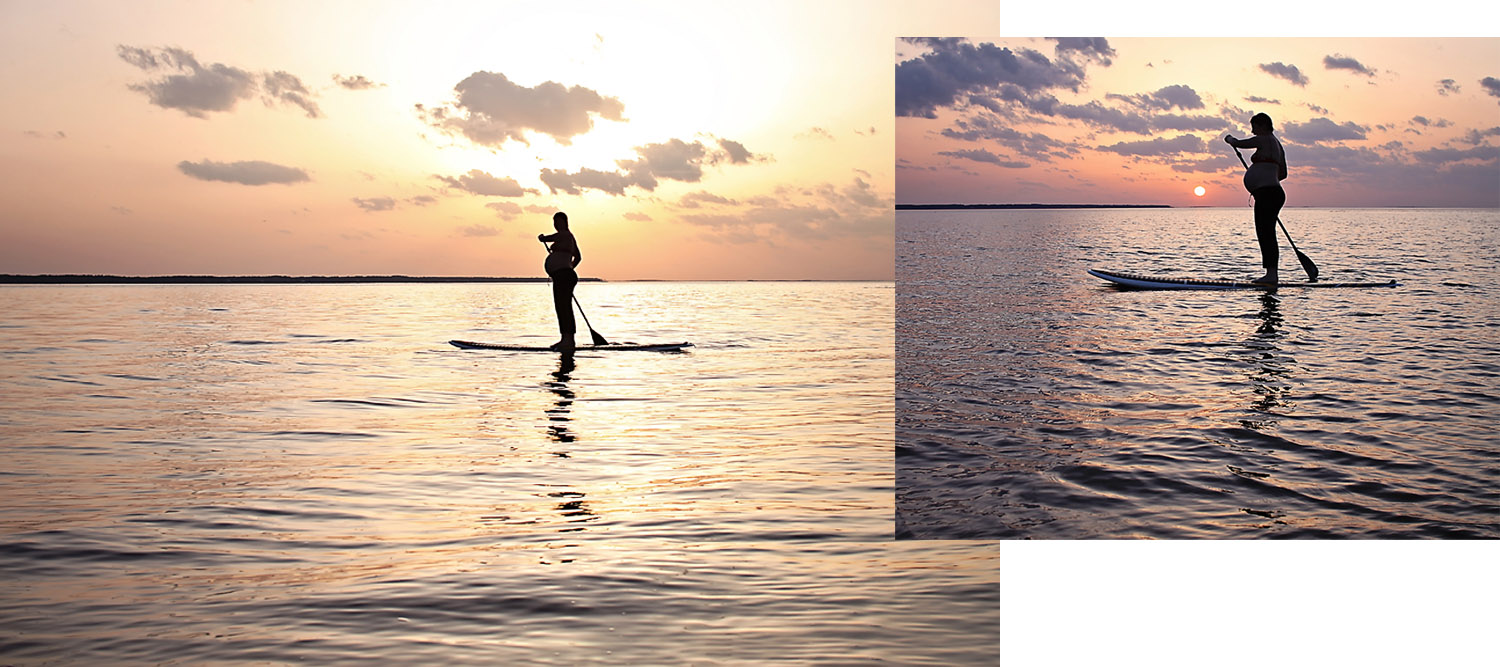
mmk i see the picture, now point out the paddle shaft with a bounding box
[541,239,608,345]
[1231,144,1319,281]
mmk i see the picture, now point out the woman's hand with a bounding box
[537,233,546,242]
[1224,134,1235,144]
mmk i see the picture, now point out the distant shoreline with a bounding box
[0,275,603,285]
[896,203,1172,210]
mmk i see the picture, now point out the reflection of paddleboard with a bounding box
[1088,269,1399,291]
[450,340,693,352]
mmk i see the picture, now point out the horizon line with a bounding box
[0,274,892,284]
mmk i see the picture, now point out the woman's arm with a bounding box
[1225,134,1258,149]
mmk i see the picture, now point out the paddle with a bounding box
[541,240,609,345]
[1232,145,1319,282]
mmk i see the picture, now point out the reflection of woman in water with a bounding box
[1225,113,1288,284]
[538,211,581,351]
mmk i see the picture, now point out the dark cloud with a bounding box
[1258,62,1309,87]
[119,45,320,118]
[1283,117,1369,144]
[1304,103,1331,115]
[1483,77,1500,103]
[1459,126,1500,145]
[1096,134,1206,157]
[895,39,1098,118]
[1107,84,1205,111]
[417,71,625,147]
[408,195,438,207]
[1413,144,1500,164]
[1323,54,1377,77]
[1050,37,1116,66]
[1152,114,1231,133]
[435,169,535,197]
[178,159,309,185]
[940,117,1070,160]
[1244,95,1280,105]
[1437,79,1461,96]
[351,197,396,212]
[937,148,1030,168]
[539,137,754,196]
[333,74,383,90]
[1410,116,1453,128]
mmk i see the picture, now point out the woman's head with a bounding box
[1251,113,1274,134]
[553,211,568,230]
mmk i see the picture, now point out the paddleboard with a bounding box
[1088,269,1398,290]
[450,340,692,352]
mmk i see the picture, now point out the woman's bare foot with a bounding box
[1251,272,1279,284]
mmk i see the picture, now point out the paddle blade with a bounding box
[1296,249,1319,282]
[588,328,609,346]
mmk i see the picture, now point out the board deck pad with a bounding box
[1088,269,1398,290]
[450,340,692,352]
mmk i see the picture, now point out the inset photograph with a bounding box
[896,37,1500,539]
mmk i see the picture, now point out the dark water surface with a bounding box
[2,282,998,664]
[898,208,1499,539]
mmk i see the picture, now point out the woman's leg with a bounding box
[551,270,577,341]
[1252,186,1285,276]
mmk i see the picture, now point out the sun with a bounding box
[1193,185,1206,197]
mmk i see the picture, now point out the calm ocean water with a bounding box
[898,208,1499,539]
[1,281,998,664]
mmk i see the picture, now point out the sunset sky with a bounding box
[0,1,994,280]
[896,38,1500,208]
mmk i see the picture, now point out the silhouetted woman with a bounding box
[538,212,581,351]
[1225,113,1288,284]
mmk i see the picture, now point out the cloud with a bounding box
[436,169,535,196]
[938,147,1030,168]
[417,71,625,147]
[713,138,763,164]
[1410,116,1453,128]
[940,117,1071,160]
[539,137,755,196]
[1096,134,1206,156]
[1258,62,1309,87]
[623,212,652,221]
[118,45,320,118]
[408,195,438,206]
[261,71,321,118]
[1437,79,1461,96]
[1412,144,1500,164]
[1107,84,1205,111]
[895,38,1099,118]
[799,127,836,141]
[1282,117,1369,143]
[351,197,396,212]
[23,130,67,140]
[679,191,739,208]
[1244,96,1280,105]
[178,159,309,185]
[1483,77,1500,103]
[459,225,499,237]
[1050,37,1116,65]
[333,74,383,90]
[1323,54,1377,77]
[675,175,891,244]
[485,201,524,219]
[1459,126,1500,145]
